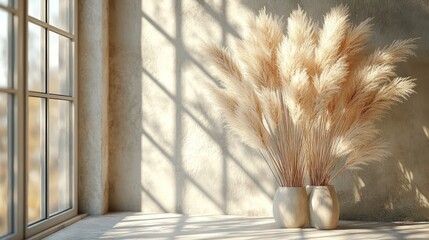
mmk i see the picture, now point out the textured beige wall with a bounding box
[108,0,429,221]
[78,0,109,215]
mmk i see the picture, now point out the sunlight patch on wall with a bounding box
[423,126,429,141]
[398,161,414,190]
[353,176,366,202]
[417,188,429,208]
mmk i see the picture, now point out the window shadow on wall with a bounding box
[141,0,274,214]
[110,0,276,215]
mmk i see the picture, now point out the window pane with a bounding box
[28,97,46,224]
[28,23,46,92]
[48,0,73,33]
[48,32,72,96]
[0,93,11,237]
[0,0,14,8]
[0,10,13,88]
[48,99,71,215]
[28,0,45,21]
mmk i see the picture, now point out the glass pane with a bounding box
[28,23,46,92]
[28,97,46,224]
[28,0,45,21]
[13,15,17,89]
[0,0,14,7]
[0,93,11,237]
[48,99,71,215]
[0,10,13,88]
[49,0,73,33]
[48,31,72,96]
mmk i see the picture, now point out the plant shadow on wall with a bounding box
[120,0,277,216]
[241,0,429,221]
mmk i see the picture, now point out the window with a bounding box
[0,0,18,238]
[0,0,77,238]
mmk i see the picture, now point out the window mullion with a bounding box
[0,4,17,14]
[28,92,75,101]
[15,0,26,238]
[44,0,49,221]
[28,16,75,40]
[43,96,48,220]
[7,42,14,233]
[0,88,18,94]
[7,96,14,238]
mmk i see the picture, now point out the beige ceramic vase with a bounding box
[307,185,340,230]
[273,187,308,228]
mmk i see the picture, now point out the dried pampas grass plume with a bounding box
[203,5,416,187]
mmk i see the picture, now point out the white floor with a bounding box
[46,212,429,240]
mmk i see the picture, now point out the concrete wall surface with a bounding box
[78,0,109,215]
[107,0,429,221]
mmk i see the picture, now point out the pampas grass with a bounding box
[204,6,416,187]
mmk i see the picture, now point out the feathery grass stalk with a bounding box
[203,6,416,187]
